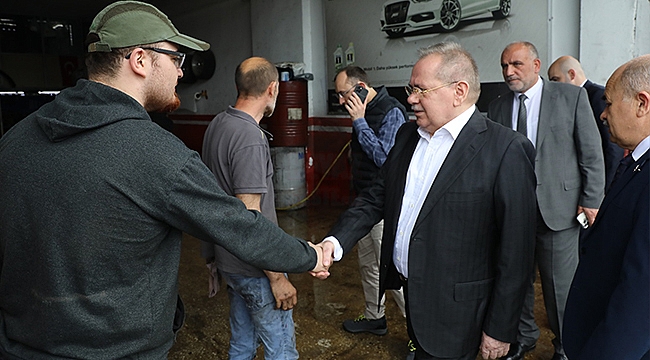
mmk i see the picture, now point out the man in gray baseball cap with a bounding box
[0,1,329,359]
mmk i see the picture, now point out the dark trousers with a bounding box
[402,277,479,360]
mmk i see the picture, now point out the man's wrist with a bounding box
[322,236,343,261]
[265,271,286,283]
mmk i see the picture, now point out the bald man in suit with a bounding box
[563,54,650,360]
[488,42,605,360]
[548,55,625,191]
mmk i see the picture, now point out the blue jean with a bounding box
[222,271,299,360]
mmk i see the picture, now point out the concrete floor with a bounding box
[169,204,555,360]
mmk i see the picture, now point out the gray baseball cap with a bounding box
[87,0,209,52]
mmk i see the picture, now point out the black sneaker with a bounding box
[342,314,387,335]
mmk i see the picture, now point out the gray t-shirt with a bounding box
[201,106,276,277]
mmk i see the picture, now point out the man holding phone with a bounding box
[333,66,409,347]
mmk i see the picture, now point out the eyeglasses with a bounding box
[405,81,459,97]
[336,84,357,99]
[125,47,186,69]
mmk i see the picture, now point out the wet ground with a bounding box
[170,204,555,360]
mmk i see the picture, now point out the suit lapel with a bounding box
[536,79,556,150]
[388,124,420,228]
[412,111,488,231]
[396,126,421,197]
[595,151,650,222]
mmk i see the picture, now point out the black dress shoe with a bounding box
[500,342,536,360]
[551,354,568,360]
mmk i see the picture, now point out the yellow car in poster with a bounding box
[380,0,511,37]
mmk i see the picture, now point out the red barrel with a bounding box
[264,80,308,147]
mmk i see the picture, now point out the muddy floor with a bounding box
[170,204,555,360]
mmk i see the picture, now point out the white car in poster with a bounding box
[380,0,511,37]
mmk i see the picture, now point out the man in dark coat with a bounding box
[317,42,537,360]
[563,54,650,360]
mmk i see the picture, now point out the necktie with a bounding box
[517,94,528,136]
[610,153,635,190]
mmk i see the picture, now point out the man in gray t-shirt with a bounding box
[201,57,299,360]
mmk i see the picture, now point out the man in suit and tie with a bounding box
[562,54,650,360]
[487,42,605,360]
[548,55,625,191]
[317,42,537,360]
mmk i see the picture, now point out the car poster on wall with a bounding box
[325,0,548,86]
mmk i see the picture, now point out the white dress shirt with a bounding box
[511,76,543,147]
[393,105,475,278]
[322,105,476,279]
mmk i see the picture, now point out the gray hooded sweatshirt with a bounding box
[0,79,316,359]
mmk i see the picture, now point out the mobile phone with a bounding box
[354,85,368,103]
[576,212,589,229]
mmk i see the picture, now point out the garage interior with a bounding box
[2,0,646,359]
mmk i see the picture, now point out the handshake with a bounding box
[307,241,336,280]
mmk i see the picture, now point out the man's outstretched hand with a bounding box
[308,241,335,279]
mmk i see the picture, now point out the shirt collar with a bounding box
[417,105,475,140]
[226,105,258,126]
[632,135,650,161]
[579,79,588,87]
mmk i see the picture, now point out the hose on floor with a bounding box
[276,140,351,211]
